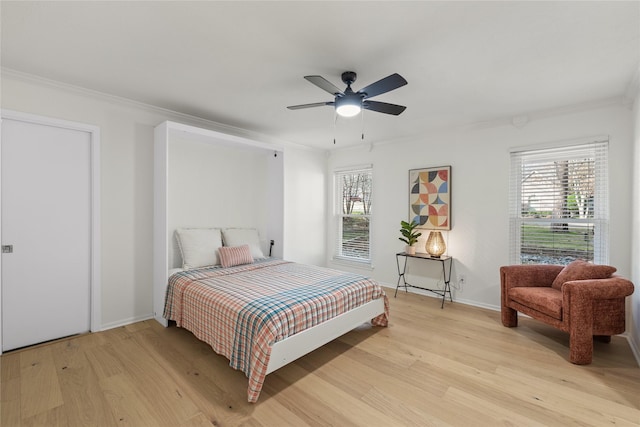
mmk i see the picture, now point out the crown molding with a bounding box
[466,96,627,131]
[323,94,628,156]
[1,67,322,153]
[4,67,632,154]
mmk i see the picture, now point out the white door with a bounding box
[2,117,92,351]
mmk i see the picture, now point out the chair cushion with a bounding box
[551,260,616,291]
[509,287,563,320]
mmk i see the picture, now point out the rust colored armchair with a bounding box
[500,261,634,364]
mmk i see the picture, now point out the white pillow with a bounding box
[222,228,265,259]
[175,228,223,269]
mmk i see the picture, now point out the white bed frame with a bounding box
[266,298,385,374]
[153,121,385,378]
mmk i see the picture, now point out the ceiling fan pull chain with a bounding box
[333,111,337,144]
[361,110,365,140]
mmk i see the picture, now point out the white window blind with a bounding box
[334,167,372,263]
[509,139,609,265]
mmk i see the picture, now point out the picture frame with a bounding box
[409,165,451,230]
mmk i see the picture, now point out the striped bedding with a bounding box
[163,258,389,402]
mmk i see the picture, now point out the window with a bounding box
[509,139,609,265]
[334,167,372,263]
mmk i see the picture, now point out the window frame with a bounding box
[509,138,609,265]
[333,165,373,265]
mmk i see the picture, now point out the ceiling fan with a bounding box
[287,71,407,118]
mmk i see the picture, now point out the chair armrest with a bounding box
[500,265,564,290]
[562,277,634,300]
[563,277,634,345]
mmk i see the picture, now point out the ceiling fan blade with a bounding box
[363,100,406,115]
[358,73,407,99]
[287,101,334,110]
[304,76,344,96]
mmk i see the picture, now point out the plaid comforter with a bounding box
[163,258,389,402]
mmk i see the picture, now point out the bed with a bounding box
[163,256,388,403]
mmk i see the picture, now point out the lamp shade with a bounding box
[426,231,446,258]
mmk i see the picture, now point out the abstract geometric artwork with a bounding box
[409,166,451,230]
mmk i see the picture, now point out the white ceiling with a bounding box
[2,1,639,150]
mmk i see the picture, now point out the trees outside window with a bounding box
[335,168,372,263]
[510,140,608,265]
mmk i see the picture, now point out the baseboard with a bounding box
[99,313,155,332]
[453,297,501,312]
[379,282,501,312]
[626,333,640,367]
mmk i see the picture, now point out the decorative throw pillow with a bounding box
[175,228,223,269]
[219,244,254,268]
[221,228,266,259]
[551,260,616,290]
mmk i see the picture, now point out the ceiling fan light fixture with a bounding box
[335,104,361,117]
[287,71,407,122]
[335,96,362,117]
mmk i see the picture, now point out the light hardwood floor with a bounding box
[2,292,639,426]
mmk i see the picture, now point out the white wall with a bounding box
[282,148,327,266]
[167,136,279,267]
[630,89,640,361]
[1,73,326,329]
[327,104,634,315]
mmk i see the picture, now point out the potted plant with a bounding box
[399,220,422,255]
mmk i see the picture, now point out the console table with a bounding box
[395,252,453,308]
